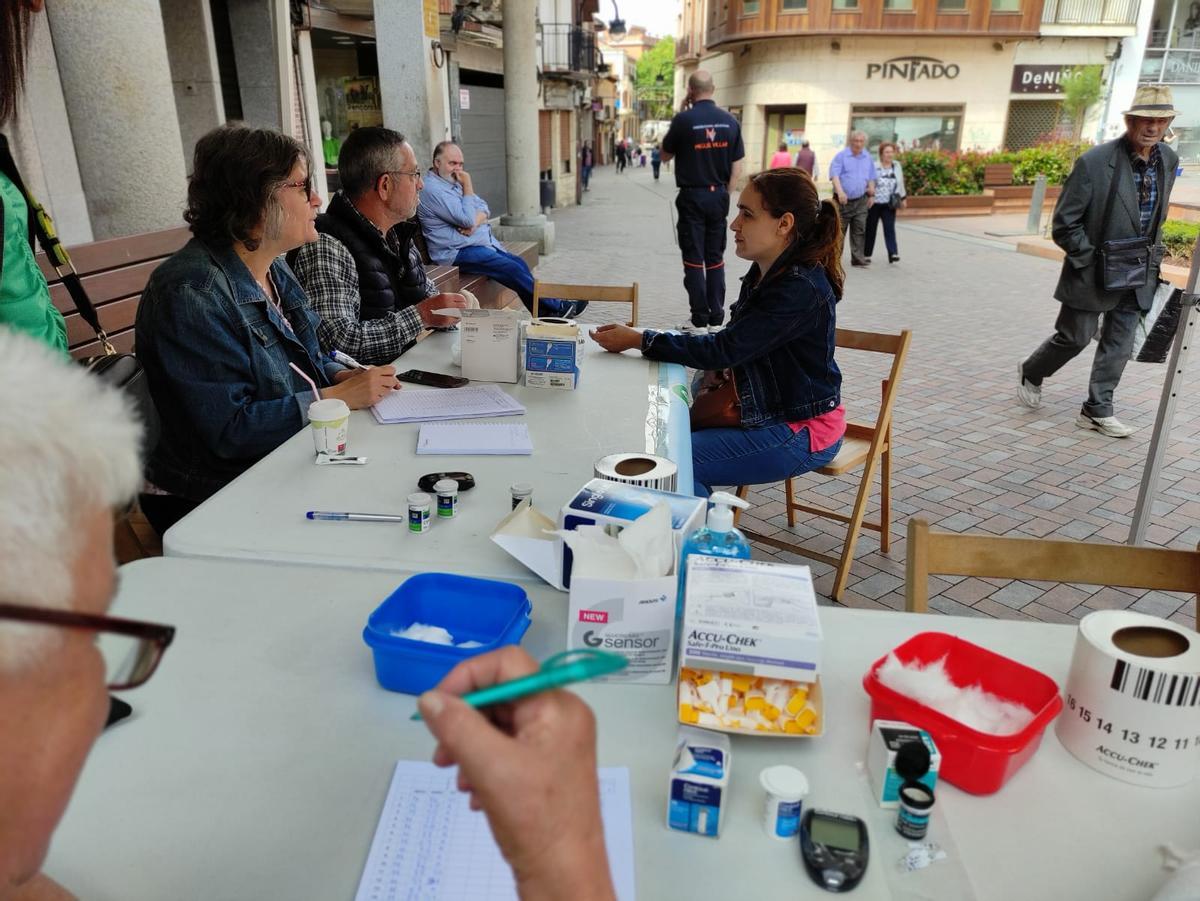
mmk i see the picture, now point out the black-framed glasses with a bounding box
[280,177,314,200]
[0,603,176,690]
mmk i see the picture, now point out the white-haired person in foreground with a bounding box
[0,328,174,901]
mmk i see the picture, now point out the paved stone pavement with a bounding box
[537,163,1200,629]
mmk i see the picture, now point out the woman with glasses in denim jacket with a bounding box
[135,125,399,534]
[593,167,846,497]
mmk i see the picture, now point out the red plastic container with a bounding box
[862,632,1064,795]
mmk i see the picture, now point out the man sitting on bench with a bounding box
[291,127,467,366]
[418,141,584,319]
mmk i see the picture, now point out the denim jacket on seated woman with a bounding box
[640,260,840,427]
[135,237,345,502]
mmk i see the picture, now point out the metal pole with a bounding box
[1128,235,1200,544]
[1026,174,1048,234]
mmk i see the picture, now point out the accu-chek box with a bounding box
[667,726,731,838]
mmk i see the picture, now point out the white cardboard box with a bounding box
[461,309,521,383]
[524,319,582,390]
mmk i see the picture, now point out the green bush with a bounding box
[897,140,1090,195]
[1162,219,1200,261]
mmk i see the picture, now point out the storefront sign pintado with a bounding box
[866,57,960,81]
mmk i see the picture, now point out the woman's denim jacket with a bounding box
[135,237,344,502]
[641,261,841,426]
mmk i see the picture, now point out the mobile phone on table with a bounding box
[396,369,468,389]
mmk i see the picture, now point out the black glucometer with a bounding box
[800,808,869,893]
[418,472,475,493]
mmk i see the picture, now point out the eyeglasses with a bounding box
[280,177,314,201]
[0,603,176,690]
[381,169,423,183]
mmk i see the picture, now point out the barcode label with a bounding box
[1110,660,1200,707]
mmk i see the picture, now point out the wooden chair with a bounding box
[735,327,912,601]
[532,280,638,326]
[905,518,1200,627]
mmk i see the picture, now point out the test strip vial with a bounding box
[434,479,459,518]
[407,493,432,533]
[760,765,809,840]
[510,482,533,510]
[895,782,935,840]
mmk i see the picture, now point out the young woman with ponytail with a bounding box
[593,167,846,496]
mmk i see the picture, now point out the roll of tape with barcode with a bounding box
[594,453,678,493]
[1056,610,1200,788]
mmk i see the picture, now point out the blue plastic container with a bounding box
[362,572,532,694]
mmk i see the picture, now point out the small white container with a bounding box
[407,493,432,533]
[434,479,459,518]
[760,765,809,840]
[510,482,533,510]
[308,398,350,456]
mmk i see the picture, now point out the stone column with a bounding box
[160,0,226,172]
[44,0,188,239]
[226,0,285,130]
[375,2,438,161]
[494,0,553,252]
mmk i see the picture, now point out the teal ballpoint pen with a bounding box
[410,649,628,721]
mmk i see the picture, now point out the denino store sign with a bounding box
[866,56,961,81]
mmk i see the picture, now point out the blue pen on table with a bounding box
[307,510,406,522]
[410,649,628,721]
[329,348,369,371]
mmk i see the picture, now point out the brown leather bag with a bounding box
[690,370,742,430]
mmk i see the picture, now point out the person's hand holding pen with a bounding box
[590,324,641,354]
[323,362,399,408]
[418,647,616,901]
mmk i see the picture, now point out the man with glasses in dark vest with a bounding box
[292,127,467,366]
[1017,86,1179,438]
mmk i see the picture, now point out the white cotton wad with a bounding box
[457,640,484,649]
[556,501,675,580]
[392,622,455,645]
[877,654,1035,736]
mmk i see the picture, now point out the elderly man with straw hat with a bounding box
[1017,85,1179,438]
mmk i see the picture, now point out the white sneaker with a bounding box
[1075,413,1135,438]
[678,322,710,335]
[1017,362,1042,409]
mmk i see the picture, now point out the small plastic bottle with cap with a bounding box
[760,765,809,840]
[677,491,752,612]
[434,479,459,518]
[407,493,432,534]
[510,482,533,510]
[894,740,935,840]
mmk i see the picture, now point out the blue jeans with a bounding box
[453,244,585,319]
[692,422,842,497]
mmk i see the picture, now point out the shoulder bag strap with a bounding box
[0,138,114,354]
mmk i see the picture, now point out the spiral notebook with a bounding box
[416,422,533,455]
[354,761,636,900]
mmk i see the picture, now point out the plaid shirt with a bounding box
[1129,141,1162,237]
[290,200,437,366]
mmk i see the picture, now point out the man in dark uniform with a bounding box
[661,70,745,334]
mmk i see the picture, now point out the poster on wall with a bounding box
[423,0,439,38]
[344,77,383,130]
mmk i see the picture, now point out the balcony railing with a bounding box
[540,24,598,77]
[1041,0,1138,26]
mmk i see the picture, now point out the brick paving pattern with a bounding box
[538,164,1199,629]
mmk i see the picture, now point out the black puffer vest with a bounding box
[314,193,427,319]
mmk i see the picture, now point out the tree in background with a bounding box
[635,36,676,121]
[1061,65,1103,142]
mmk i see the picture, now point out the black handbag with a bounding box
[888,192,904,210]
[0,138,160,456]
[1096,156,1163,293]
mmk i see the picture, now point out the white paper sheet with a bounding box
[416,422,534,455]
[354,761,636,901]
[371,385,525,424]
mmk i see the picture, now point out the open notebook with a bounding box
[416,422,533,455]
[371,385,525,424]
[354,761,636,900]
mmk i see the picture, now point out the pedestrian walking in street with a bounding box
[651,144,662,180]
[1017,85,1179,439]
[581,141,594,191]
[590,167,846,497]
[794,139,817,179]
[661,69,745,334]
[639,148,647,168]
[829,131,876,267]
[769,142,792,169]
[615,141,627,173]
[865,141,906,264]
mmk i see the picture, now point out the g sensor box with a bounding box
[867,719,941,808]
[667,726,731,838]
[560,479,705,589]
[681,556,823,684]
[524,319,582,390]
[568,575,676,684]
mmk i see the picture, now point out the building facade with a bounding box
[675,0,1140,179]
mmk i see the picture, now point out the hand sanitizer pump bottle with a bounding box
[677,491,752,620]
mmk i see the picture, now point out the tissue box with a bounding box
[667,726,731,838]
[461,309,521,383]
[560,479,705,589]
[866,720,941,808]
[524,319,581,390]
[680,556,823,683]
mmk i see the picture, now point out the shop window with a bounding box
[938,0,967,10]
[850,106,964,153]
[884,0,914,10]
[782,0,807,9]
[741,0,760,13]
[833,0,860,10]
[991,0,1020,10]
